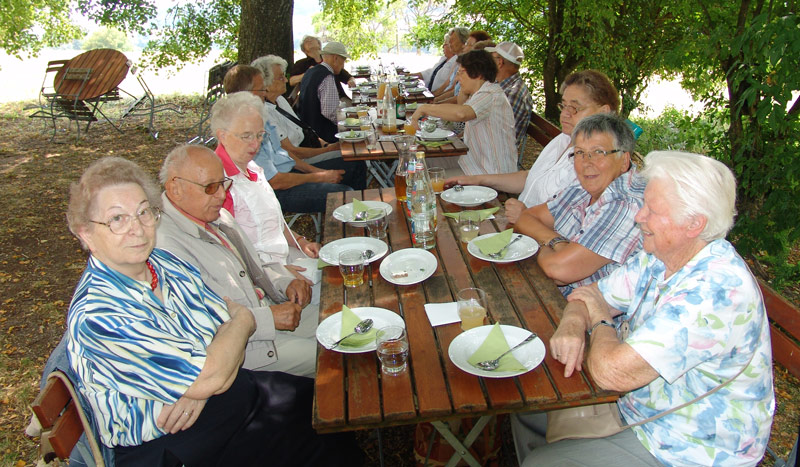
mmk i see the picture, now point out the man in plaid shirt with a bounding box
[488,42,533,151]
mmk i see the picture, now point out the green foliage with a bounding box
[76,0,156,35]
[631,107,717,156]
[314,0,405,59]
[0,0,83,57]
[81,26,133,51]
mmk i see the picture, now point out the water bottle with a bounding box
[408,152,436,249]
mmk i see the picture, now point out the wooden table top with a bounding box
[55,49,129,101]
[313,188,618,433]
[339,129,468,162]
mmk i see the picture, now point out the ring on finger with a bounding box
[183,411,190,416]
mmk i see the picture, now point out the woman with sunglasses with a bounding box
[65,157,360,465]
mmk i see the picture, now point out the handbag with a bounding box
[546,276,758,443]
[274,105,322,148]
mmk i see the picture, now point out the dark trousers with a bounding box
[115,370,362,467]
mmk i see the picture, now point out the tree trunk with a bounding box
[239,0,294,67]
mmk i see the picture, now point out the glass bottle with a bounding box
[408,151,436,249]
[382,85,397,134]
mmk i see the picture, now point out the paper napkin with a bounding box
[423,302,460,327]
[443,207,499,221]
[351,199,370,220]
[467,323,527,371]
[418,140,449,148]
[339,305,377,347]
[473,229,514,256]
[291,257,321,284]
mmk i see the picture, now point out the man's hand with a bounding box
[285,279,312,307]
[315,169,344,184]
[550,314,588,378]
[504,198,526,224]
[158,396,208,434]
[270,302,303,330]
[285,264,313,285]
[568,285,613,324]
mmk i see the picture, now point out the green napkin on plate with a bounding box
[443,207,499,221]
[339,305,377,347]
[467,323,527,372]
[418,140,449,148]
[473,228,513,256]
[351,199,370,221]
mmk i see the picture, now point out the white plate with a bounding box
[405,87,426,94]
[335,131,367,142]
[319,237,388,266]
[440,186,498,207]
[338,120,362,129]
[342,106,364,114]
[359,87,378,95]
[448,325,545,378]
[417,128,455,141]
[332,201,393,226]
[468,234,539,263]
[316,307,405,353]
[379,248,437,285]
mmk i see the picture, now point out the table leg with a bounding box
[366,161,392,188]
[430,415,492,467]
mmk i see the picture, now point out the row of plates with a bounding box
[335,129,456,142]
[317,308,546,379]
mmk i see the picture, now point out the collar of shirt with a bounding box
[216,144,257,181]
[499,72,522,89]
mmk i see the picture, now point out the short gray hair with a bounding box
[300,35,321,53]
[251,55,288,87]
[451,27,470,45]
[67,157,161,248]
[159,144,215,185]
[572,113,635,155]
[641,151,737,241]
[209,91,267,136]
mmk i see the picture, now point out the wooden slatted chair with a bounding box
[29,370,104,465]
[28,60,71,137]
[52,67,99,140]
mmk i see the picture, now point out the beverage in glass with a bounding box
[428,167,445,193]
[382,121,397,134]
[376,326,409,374]
[338,250,366,287]
[378,82,387,100]
[458,211,481,243]
[394,173,407,202]
[365,208,389,239]
[411,209,436,249]
[356,107,369,118]
[457,288,487,331]
[404,121,417,136]
[391,83,399,98]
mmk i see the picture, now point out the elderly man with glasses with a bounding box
[155,144,320,378]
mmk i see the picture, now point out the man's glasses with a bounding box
[557,102,592,115]
[90,206,161,235]
[570,149,622,161]
[173,176,233,195]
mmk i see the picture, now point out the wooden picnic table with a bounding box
[339,128,468,162]
[313,187,618,462]
[55,49,129,101]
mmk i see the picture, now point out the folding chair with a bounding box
[187,61,237,145]
[286,212,323,242]
[28,60,71,137]
[120,64,183,139]
[51,68,99,140]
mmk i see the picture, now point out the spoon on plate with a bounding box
[328,318,374,350]
[488,235,523,259]
[352,210,369,222]
[475,332,538,371]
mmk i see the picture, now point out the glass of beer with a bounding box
[428,167,445,193]
[457,288,487,331]
[376,326,409,374]
[339,250,366,287]
[378,81,387,100]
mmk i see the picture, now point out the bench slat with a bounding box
[31,377,71,429]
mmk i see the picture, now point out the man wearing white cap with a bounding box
[487,41,533,151]
[298,41,351,143]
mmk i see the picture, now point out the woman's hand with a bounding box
[549,312,588,378]
[503,198,526,224]
[443,174,480,190]
[300,240,321,258]
[314,169,344,184]
[157,396,208,434]
[409,105,428,130]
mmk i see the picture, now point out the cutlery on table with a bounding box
[328,319,374,350]
[475,332,538,371]
[488,235,523,259]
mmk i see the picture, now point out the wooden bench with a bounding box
[524,110,800,379]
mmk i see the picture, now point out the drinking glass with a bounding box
[360,116,377,151]
[338,250,366,287]
[429,167,445,194]
[457,211,481,243]
[394,134,416,155]
[457,288,487,331]
[365,208,389,239]
[376,326,409,374]
[411,209,436,249]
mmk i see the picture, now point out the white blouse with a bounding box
[518,133,575,207]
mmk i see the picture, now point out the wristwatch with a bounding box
[547,236,570,249]
[588,319,615,336]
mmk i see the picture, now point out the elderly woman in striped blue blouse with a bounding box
[65,157,360,466]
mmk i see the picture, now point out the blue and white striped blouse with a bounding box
[67,248,230,447]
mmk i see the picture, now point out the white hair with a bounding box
[300,35,321,53]
[209,91,267,136]
[641,151,737,241]
[251,55,288,86]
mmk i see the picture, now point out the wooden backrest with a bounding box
[759,280,800,378]
[31,371,85,460]
[526,111,561,147]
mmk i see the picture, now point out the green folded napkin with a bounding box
[418,140,449,148]
[467,323,527,372]
[318,259,334,269]
[443,207,499,221]
[339,305,377,347]
[473,228,514,256]
[351,199,370,221]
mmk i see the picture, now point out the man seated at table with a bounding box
[297,41,352,143]
[223,64,365,213]
[431,27,470,97]
[410,49,517,176]
[156,144,320,378]
[412,32,453,90]
[487,41,533,151]
[434,30,491,104]
[289,35,356,98]
[514,113,644,295]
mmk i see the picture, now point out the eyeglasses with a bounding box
[558,102,592,115]
[230,130,267,143]
[90,206,161,235]
[173,176,233,195]
[570,149,622,161]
